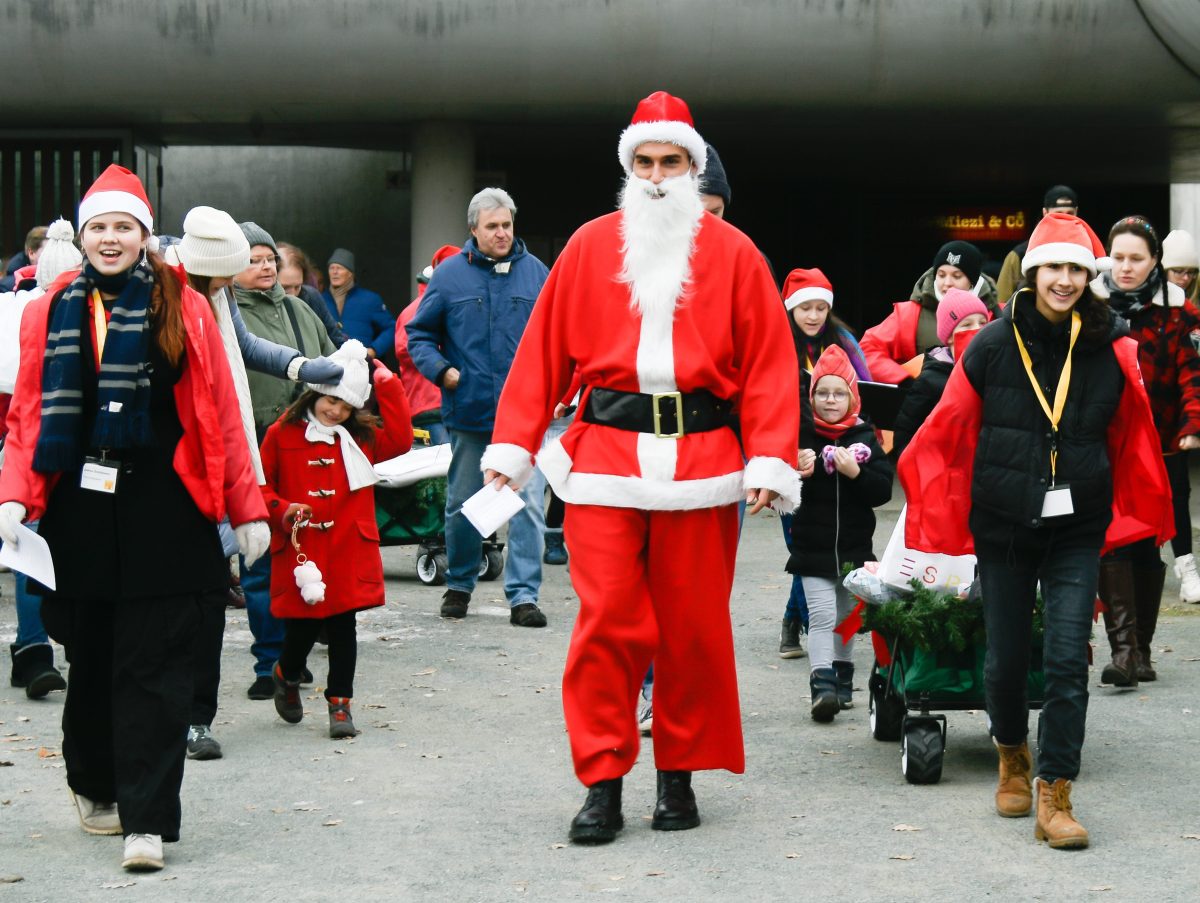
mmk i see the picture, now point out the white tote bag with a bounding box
[877,503,976,593]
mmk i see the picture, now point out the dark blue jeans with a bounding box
[976,526,1101,782]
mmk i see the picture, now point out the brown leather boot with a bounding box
[1098,560,1138,687]
[1133,563,1166,682]
[1034,778,1089,849]
[994,740,1032,817]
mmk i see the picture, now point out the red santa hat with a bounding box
[782,267,834,311]
[77,164,154,237]
[617,91,707,176]
[1021,211,1111,276]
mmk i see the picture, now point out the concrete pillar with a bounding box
[410,122,474,283]
[1170,184,1200,236]
[1170,130,1200,234]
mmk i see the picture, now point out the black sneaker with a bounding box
[247,675,274,700]
[510,602,547,628]
[186,724,223,760]
[440,589,471,619]
[273,663,304,724]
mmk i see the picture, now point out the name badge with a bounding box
[494,262,511,275]
[1041,484,1073,518]
[81,457,119,494]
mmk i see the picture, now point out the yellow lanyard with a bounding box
[91,289,109,364]
[1011,301,1081,485]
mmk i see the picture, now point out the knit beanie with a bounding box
[307,339,371,409]
[936,288,990,345]
[1043,184,1079,209]
[699,143,731,207]
[178,206,251,277]
[1162,230,1200,270]
[34,218,83,289]
[809,344,861,418]
[328,248,356,273]
[782,267,834,311]
[931,241,983,285]
[239,221,278,257]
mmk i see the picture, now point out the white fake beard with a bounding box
[618,172,704,319]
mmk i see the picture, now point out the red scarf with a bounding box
[810,345,862,440]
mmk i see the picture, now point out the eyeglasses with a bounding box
[249,256,277,268]
[814,389,850,402]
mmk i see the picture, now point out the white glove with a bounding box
[0,501,27,546]
[235,520,271,568]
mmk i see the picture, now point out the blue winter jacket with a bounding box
[406,238,549,432]
[321,284,395,358]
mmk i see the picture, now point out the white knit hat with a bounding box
[307,339,371,409]
[34,218,83,288]
[1162,230,1200,270]
[177,206,252,277]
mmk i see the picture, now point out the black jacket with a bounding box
[962,291,1127,547]
[787,420,894,579]
[892,353,952,458]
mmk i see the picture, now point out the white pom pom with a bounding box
[146,234,160,253]
[294,560,326,604]
[45,218,75,242]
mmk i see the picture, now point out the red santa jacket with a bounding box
[259,376,412,619]
[859,301,924,385]
[482,210,800,512]
[395,293,442,419]
[0,269,267,527]
[898,337,1173,557]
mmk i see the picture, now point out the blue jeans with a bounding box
[977,526,1101,782]
[241,551,284,677]
[13,520,48,648]
[446,428,544,605]
[779,514,809,627]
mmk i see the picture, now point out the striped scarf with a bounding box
[33,263,154,473]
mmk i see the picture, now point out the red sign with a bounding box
[935,210,1028,242]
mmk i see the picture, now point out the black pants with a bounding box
[279,610,358,699]
[41,591,216,842]
[546,489,565,530]
[190,594,228,726]
[1166,451,1192,558]
[1102,536,1161,567]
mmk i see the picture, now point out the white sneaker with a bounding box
[122,833,164,871]
[71,790,122,835]
[1176,553,1200,603]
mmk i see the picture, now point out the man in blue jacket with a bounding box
[407,187,551,626]
[321,248,395,359]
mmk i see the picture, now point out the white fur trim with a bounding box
[78,190,153,233]
[1021,242,1098,276]
[783,286,834,311]
[481,442,535,488]
[537,436,742,510]
[743,456,802,514]
[618,121,707,175]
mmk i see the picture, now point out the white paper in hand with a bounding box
[461,482,526,538]
[0,522,56,590]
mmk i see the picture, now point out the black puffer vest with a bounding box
[962,289,1127,546]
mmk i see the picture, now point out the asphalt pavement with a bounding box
[2,493,1199,902]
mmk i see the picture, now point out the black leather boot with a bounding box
[10,643,67,699]
[1099,559,1139,687]
[832,660,855,709]
[568,777,623,844]
[652,770,700,831]
[1134,563,1166,682]
[810,667,840,722]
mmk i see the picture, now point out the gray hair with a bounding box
[467,187,517,229]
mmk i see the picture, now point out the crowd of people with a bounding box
[1,88,1198,869]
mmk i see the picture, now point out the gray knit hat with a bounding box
[328,247,356,273]
[239,221,278,257]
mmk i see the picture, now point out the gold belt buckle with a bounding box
[652,391,685,438]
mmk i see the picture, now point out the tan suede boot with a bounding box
[1034,778,1089,849]
[994,740,1032,817]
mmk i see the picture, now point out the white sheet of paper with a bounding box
[461,483,526,537]
[0,522,56,590]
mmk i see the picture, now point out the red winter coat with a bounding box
[0,270,267,527]
[260,376,412,619]
[898,336,1173,557]
[395,294,442,418]
[859,301,925,384]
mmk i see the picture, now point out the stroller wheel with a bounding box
[480,548,505,581]
[901,717,945,785]
[416,551,448,586]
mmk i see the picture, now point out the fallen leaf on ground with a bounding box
[37,748,60,758]
[0,761,12,767]
[1089,886,1113,892]
[892,824,922,832]
[549,843,566,850]
[100,880,136,888]
[1182,833,1200,840]
[0,875,23,884]
[322,819,343,827]
[785,853,800,859]
[890,854,914,861]
[646,871,666,876]
[17,717,29,722]
[411,668,436,676]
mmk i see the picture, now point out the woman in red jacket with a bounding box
[0,165,269,872]
[260,340,412,738]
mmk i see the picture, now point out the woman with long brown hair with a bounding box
[0,166,269,872]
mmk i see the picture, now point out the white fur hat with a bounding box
[307,339,371,409]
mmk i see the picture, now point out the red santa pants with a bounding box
[562,503,744,786]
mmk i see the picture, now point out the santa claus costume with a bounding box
[482,91,801,843]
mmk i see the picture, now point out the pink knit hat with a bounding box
[936,289,990,345]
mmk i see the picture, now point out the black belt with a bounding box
[582,386,735,438]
